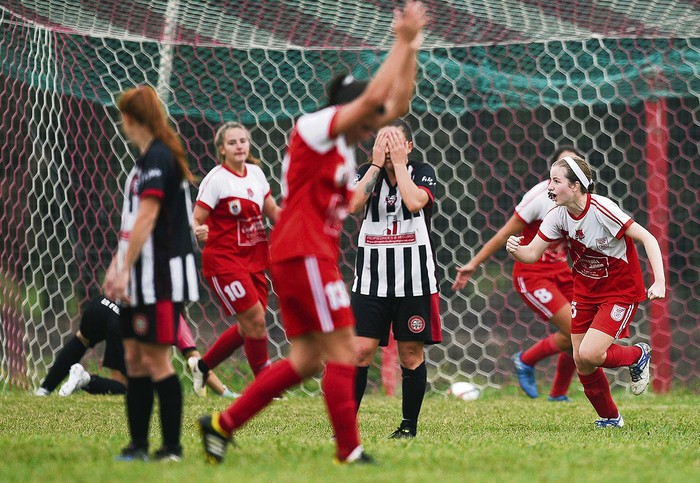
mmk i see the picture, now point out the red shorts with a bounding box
[270,256,355,339]
[206,270,269,316]
[513,270,573,321]
[570,300,639,339]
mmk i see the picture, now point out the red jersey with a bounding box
[512,180,569,277]
[195,163,271,276]
[270,107,356,263]
[538,194,646,304]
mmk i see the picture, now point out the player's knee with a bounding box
[554,332,572,349]
[576,346,603,368]
[397,343,424,368]
[239,308,267,338]
[355,344,376,365]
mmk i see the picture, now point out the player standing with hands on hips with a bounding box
[506,155,665,428]
[350,120,441,439]
[198,0,427,465]
[104,85,199,461]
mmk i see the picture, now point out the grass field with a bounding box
[1,387,698,482]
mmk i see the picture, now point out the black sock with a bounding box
[154,374,183,451]
[85,375,127,395]
[197,359,210,375]
[355,366,370,412]
[126,376,154,450]
[401,361,427,430]
[41,336,87,392]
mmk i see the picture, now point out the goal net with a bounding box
[1,0,698,395]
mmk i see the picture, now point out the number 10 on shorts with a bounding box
[224,280,247,301]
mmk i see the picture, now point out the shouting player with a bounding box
[506,154,665,428]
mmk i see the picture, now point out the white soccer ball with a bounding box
[448,381,481,401]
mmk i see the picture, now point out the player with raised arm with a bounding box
[453,147,581,401]
[187,122,280,396]
[198,0,427,465]
[104,85,199,461]
[506,155,665,428]
[350,119,442,438]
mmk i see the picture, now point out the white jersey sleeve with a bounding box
[590,195,633,239]
[196,166,223,211]
[514,181,553,223]
[538,207,566,242]
[295,106,338,154]
[248,164,272,198]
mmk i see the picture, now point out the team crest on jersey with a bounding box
[386,194,397,207]
[610,304,627,322]
[247,188,254,199]
[574,229,585,240]
[132,313,149,336]
[229,199,242,215]
[596,237,610,251]
[408,316,425,333]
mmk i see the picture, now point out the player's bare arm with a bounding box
[453,215,527,290]
[389,129,428,212]
[192,204,211,242]
[331,1,426,139]
[263,194,282,224]
[506,234,550,264]
[625,222,666,300]
[348,131,388,214]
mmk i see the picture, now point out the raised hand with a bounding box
[393,1,427,44]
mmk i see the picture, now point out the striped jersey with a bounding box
[537,194,645,304]
[118,140,199,306]
[512,180,569,277]
[270,106,356,264]
[352,162,439,297]
[195,163,271,276]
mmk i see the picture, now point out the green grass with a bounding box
[0,388,698,482]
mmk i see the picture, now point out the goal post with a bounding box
[1,1,698,395]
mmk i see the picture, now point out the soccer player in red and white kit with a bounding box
[198,1,427,465]
[188,122,280,396]
[453,147,581,401]
[506,155,665,428]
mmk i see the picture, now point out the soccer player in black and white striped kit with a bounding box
[350,119,442,438]
[104,85,199,462]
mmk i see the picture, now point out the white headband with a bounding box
[562,156,590,189]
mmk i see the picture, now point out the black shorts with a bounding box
[79,298,120,347]
[79,298,126,373]
[120,301,182,346]
[103,326,126,374]
[351,292,442,346]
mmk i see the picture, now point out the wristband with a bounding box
[370,163,382,170]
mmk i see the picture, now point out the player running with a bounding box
[506,154,665,428]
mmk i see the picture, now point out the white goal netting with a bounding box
[1,0,699,395]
